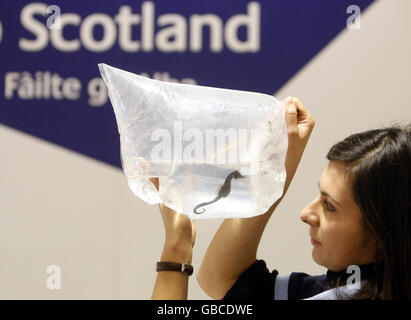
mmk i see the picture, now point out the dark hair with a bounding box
[325,123,411,299]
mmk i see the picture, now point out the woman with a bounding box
[151,98,411,300]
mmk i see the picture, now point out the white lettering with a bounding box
[62,77,81,100]
[190,14,223,52]
[46,5,61,30]
[201,304,253,315]
[80,14,117,52]
[142,1,155,51]
[347,265,361,290]
[46,265,62,290]
[156,14,187,52]
[19,2,261,53]
[205,128,238,164]
[114,6,141,52]
[157,304,191,317]
[183,128,204,164]
[4,71,195,105]
[5,72,19,98]
[150,121,260,168]
[4,71,81,100]
[225,2,260,52]
[19,3,49,51]
[346,5,361,30]
[19,71,34,99]
[88,78,108,107]
[151,129,172,162]
[50,14,81,51]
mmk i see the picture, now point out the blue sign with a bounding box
[0,0,374,168]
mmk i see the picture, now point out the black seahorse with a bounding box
[193,170,245,214]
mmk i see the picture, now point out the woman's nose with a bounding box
[300,201,320,226]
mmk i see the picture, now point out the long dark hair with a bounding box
[325,123,411,299]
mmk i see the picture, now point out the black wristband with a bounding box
[156,261,193,276]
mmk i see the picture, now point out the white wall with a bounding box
[0,0,410,299]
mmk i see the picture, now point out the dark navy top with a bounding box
[222,259,379,300]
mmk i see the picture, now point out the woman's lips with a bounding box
[311,237,321,246]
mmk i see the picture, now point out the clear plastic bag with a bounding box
[98,63,288,219]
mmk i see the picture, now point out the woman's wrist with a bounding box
[161,240,193,264]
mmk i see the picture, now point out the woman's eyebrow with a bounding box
[317,182,342,207]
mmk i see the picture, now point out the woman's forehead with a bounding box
[320,162,351,203]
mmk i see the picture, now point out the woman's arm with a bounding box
[151,237,193,299]
[196,97,315,299]
[151,181,196,300]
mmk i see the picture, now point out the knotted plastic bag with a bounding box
[98,63,288,219]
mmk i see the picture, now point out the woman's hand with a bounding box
[282,97,315,196]
[150,178,196,251]
[151,177,196,300]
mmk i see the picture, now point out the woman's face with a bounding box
[300,160,377,272]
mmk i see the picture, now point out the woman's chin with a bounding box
[311,248,323,266]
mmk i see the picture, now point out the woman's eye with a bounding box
[323,200,335,212]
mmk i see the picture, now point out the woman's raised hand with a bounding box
[282,97,315,196]
[150,178,196,250]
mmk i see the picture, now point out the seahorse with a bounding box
[193,170,245,214]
